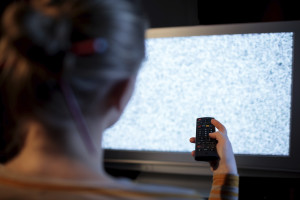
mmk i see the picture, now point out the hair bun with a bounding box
[2,2,71,72]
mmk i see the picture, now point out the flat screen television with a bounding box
[103,20,300,176]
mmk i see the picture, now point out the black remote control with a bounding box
[195,117,219,161]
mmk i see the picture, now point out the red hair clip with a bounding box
[71,38,108,56]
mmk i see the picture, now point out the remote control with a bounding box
[195,117,219,161]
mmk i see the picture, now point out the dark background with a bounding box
[1,0,300,27]
[1,0,300,199]
[142,0,300,27]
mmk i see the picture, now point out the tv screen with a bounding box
[103,21,300,175]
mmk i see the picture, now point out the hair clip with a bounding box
[71,38,108,56]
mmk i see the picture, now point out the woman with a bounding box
[0,0,238,199]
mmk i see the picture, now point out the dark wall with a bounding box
[142,0,199,28]
[197,0,300,24]
[2,0,300,28]
[142,0,300,28]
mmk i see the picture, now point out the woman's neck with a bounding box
[4,121,110,181]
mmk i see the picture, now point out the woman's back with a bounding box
[0,164,205,200]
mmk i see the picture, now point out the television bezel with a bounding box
[104,20,300,176]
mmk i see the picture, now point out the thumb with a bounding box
[209,131,220,140]
[209,132,217,139]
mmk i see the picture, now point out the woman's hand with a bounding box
[190,119,238,175]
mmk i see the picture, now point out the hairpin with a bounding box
[71,38,108,56]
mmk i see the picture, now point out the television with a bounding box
[103,20,300,177]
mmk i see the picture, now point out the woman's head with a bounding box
[0,0,146,162]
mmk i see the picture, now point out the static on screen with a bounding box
[103,32,293,156]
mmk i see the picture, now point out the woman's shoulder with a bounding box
[0,165,203,200]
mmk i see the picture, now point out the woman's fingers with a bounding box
[191,150,195,157]
[211,119,227,134]
[190,138,195,156]
[209,131,218,139]
[189,137,196,143]
[209,131,224,140]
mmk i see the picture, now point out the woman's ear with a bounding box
[103,76,136,128]
[107,75,136,114]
